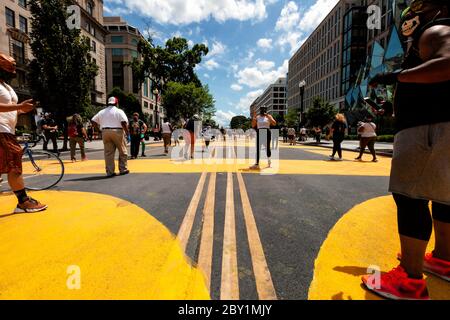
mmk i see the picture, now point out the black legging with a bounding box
[256,129,271,165]
[130,135,141,158]
[358,136,377,159]
[394,193,450,241]
[331,135,344,158]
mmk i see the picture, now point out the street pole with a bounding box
[299,80,306,129]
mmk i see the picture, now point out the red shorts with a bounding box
[0,133,23,174]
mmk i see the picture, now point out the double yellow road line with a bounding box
[176,144,276,300]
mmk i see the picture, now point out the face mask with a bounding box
[401,14,421,37]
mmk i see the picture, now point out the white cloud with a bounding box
[214,110,237,127]
[275,1,300,32]
[208,40,227,57]
[236,59,288,89]
[236,89,264,113]
[256,38,273,50]
[105,0,278,25]
[231,84,243,91]
[204,59,220,70]
[274,0,338,54]
[299,0,340,30]
[204,73,210,78]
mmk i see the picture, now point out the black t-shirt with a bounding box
[41,118,57,134]
[332,121,347,137]
[129,120,144,136]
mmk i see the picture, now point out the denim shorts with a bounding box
[389,122,450,205]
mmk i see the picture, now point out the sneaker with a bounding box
[15,198,48,214]
[249,164,260,170]
[372,158,379,163]
[119,170,130,176]
[141,154,147,157]
[354,157,362,161]
[106,173,117,178]
[329,156,335,161]
[398,252,450,282]
[268,159,272,167]
[362,266,430,300]
[336,157,343,161]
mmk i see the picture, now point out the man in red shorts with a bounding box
[0,53,47,213]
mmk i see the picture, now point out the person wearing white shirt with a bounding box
[91,97,130,177]
[250,106,276,169]
[355,115,378,162]
[0,53,47,213]
[161,120,173,154]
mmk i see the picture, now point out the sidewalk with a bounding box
[36,138,162,154]
[299,139,393,157]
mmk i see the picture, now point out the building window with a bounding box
[87,2,94,16]
[12,39,25,64]
[131,50,138,59]
[111,36,123,43]
[112,62,124,90]
[91,40,96,53]
[18,0,27,9]
[111,48,124,56]
[5,8,15,28]
[131,38,139,46]
[19,16,28,34]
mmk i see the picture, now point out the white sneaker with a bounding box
[268,159,272,167]
[329,156,335,161]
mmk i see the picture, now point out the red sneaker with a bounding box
[362,266,430,300]
[424,253,450,282]
[397,252,450,282]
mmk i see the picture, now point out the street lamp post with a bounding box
[153,88,159,127]
[299,80,306,127]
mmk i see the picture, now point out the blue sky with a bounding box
[104,0,340,126]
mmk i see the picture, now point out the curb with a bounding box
[300,142,393,158]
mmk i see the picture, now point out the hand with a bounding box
[19,99,34,113]
[369,70,402,87]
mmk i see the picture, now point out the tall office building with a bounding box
[74,0,107,106]
[287,0,365,114]
[104,16,163,126]
[249,78,287,117]
[1,0,32,101]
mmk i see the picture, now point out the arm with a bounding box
[143,123,148,134]
[0,99,34,113]
[398,25,450,83]
[121,121,129,136]
[268,115,277,126]
[82,127,88,140]
[91,120,99,130]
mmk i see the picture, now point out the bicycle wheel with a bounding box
[21,150,65,191]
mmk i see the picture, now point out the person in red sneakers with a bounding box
[0,53,47,213]
[363,0,450,300]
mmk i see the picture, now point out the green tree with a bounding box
[108,87,142,119]
[230,115,251,130]
[285,108,300,127]
[129,37,208,92]
[305,97,337,128]
[162,82,215,121]
[28,0,98,150]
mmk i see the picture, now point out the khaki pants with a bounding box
[102,129,128,175]
[162,133,172,152]
[69,137,86,160]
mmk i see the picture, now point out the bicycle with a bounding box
[19,134,65,191]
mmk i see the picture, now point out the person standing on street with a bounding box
[129,113,147,159]
[362,0,450,300]
[0,53,47,213]
[314,126,322,143]
[329,113,347,161]
[161,119,173,155]
[68,113,88,162]
[355,115,378,162]
[41,112,58,153]
[282,126,288,143]
[87,122,94,142]
[250,106,276,169]
[288,127,296,146]
[91,97,130,177]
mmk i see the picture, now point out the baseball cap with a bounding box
[0,53,16,73]
[108,96,118,106]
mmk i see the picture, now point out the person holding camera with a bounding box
[0,53,47,213]
[250,106,276,170]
